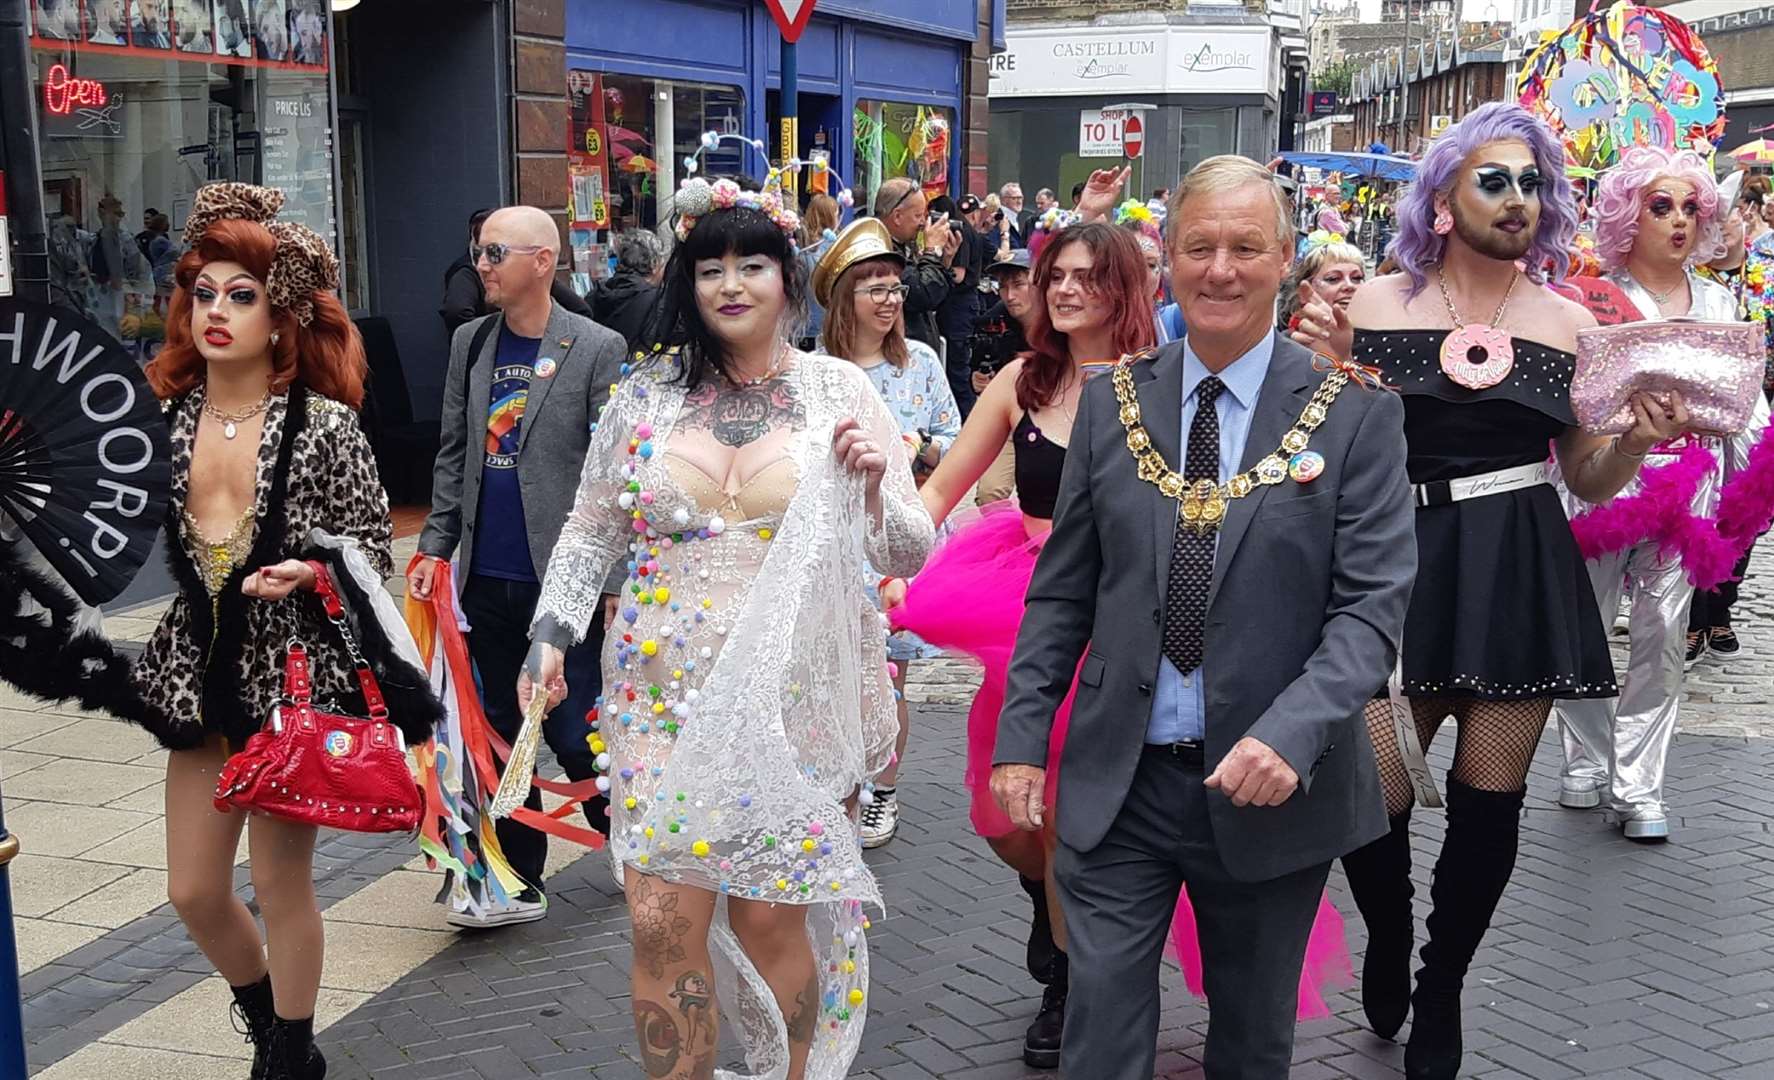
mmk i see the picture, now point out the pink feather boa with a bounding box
[1570,429,1774,590]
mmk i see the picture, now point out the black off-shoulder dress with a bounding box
[1356,329,1617,701]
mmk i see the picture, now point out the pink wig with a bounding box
[1592,145,1725,271]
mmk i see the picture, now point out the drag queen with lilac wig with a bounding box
[1327,103,1681,1080]
[1552,146,1769,844]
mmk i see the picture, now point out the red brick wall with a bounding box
[511,0,569,261]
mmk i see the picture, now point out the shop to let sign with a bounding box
[1078,108,1130,157]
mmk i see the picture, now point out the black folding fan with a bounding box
[0,298,171,606]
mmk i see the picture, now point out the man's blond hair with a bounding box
[1166,156,1294,251]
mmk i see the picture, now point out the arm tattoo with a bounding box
[678,378,804,448]
[785,970,820,1044]
[634,999,681,1077]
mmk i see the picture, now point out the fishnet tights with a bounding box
[1365,695,1552,817]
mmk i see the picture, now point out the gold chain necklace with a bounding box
[1111,360,1350,536]
[202,393,272,440]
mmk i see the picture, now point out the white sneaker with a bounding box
[859,788,899,849]
[1620,807,1670,844]
[1558,778,1605,809]
[446,883,548,929]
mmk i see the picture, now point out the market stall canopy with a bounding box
[1278,151,1417,182]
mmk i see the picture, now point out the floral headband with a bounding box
[1036,206,1082,235]
[181,182,339,326]
[672,130,855,247]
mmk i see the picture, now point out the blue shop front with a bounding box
[565,0,979,273]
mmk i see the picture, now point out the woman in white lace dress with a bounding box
[520,179,934,1080]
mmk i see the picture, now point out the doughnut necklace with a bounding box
[1437,267,1520,390]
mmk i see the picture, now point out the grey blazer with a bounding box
[418,302,627,583]
[995,335,1416,882]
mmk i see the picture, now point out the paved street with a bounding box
[13,541,1774,1078]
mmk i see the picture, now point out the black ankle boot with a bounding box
[266,1015,326,1080]
[1342,810,1415,1040]
[1405,781,1524,1080]
[1019,875,1056,983]
[229,976,275,1080]
[1022,950,1066,1069]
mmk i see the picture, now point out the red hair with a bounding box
[147,218,365,408]
[1018,223,1154,411]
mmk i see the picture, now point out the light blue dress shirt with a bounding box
[1146,333,1275,744]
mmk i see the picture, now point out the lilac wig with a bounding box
[1389,102,1578,299]
[1591,145,1725,271]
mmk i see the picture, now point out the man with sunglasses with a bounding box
[441,208,594,337]
[873,176,959,360]
[415,205,628,928]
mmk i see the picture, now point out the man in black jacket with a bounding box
[873,177,958,356]
[587,228,664,348]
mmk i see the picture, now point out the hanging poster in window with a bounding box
[261,86,335,245]
[568,71,612,229]
[27,0,327,68]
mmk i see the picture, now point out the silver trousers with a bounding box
[1554,543,1693,815]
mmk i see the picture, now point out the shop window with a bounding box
[27,3,336,356]
[852,101,953,216]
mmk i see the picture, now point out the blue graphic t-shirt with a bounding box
[471,326,542,582]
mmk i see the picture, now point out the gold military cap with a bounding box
[812,217,907,309]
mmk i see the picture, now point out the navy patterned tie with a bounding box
[1162,376,1224,675]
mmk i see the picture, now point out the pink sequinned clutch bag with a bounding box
[1572,319,1763,436]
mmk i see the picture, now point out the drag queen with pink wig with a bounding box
[1552,145,1770,844]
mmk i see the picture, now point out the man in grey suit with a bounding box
[411,205,627,927]
[992,156,1416,1077]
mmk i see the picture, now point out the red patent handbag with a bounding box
[213,561,422,833]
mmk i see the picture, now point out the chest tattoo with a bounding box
[678,378,804,448]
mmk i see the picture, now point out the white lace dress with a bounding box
[533,351,933,1079]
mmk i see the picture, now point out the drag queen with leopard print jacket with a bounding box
[129,183,438,1080]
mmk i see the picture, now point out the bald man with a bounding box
[415,205,627,928]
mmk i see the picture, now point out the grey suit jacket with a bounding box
[995,335,1415,882]
[418,301,627,585]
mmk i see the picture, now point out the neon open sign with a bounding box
[43,64,108,116]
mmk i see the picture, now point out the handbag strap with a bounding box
[303,560,390,722]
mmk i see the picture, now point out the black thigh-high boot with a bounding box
[1405,780,1524,1080]
[1340,809,1414,1040]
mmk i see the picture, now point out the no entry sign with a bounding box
[763,0,817,42]
[1123,113,1144,159]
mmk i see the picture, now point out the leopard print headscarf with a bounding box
[182,182,340,326]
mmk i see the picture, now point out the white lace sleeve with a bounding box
[531,374,645,647]
[852,372,935,577]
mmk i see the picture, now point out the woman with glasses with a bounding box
[520,177,933,1080]
[813,218,961,850]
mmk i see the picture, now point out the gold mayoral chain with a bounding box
[1111,358,1354,536]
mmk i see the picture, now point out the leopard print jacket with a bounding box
[130,384,434,750]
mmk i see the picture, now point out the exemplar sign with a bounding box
[1123,113,1144,159]
[1309,91,1339,118]
[1079,109,1132,157]
[993,25,1270,97]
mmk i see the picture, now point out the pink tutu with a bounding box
[892,501,1352,1019]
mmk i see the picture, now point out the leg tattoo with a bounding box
[634,999,682,1077]
[631,876,692,980]
[785,970,820,1044]
[671,970,718,1053]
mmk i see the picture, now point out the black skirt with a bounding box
[1358,329,1617,701]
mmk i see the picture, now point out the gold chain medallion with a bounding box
[1111,359,1350,536]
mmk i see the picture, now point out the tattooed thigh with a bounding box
[629,875,697,980]
[785,969,820,1043]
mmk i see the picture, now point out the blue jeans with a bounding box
[461,573,608,890]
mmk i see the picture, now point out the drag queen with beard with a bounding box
[1318,103,1685,1080]
[1552,146,1770,844]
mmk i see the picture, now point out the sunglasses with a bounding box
[470,242,545,266]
